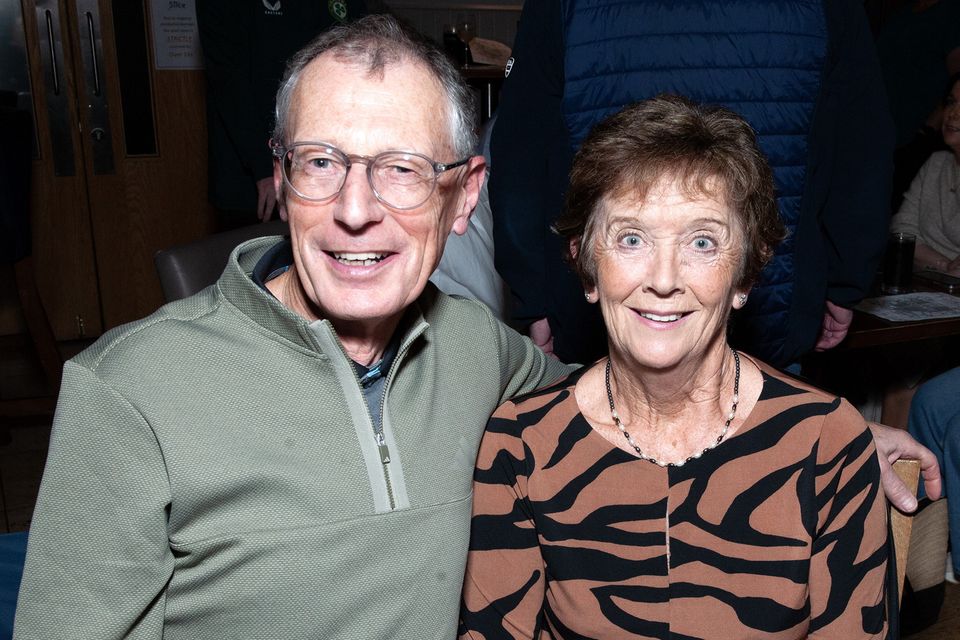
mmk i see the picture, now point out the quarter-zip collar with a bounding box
[220,236,429,513]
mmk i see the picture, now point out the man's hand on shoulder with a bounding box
[869,422,942,512]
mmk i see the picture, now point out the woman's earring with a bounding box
[584,292,593,302]
[738,293,748,306]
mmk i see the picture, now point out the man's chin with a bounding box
[321,299,408,328]
[309,272,431,328]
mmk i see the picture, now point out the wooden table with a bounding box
[844,308,960,349]
[803,290,960,428]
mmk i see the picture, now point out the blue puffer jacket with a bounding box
[562,0,825,364]
[490,0,894,366]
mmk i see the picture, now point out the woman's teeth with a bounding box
[640,312,682,322]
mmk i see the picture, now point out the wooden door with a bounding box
[21,0,103,340]
[22,0,216,340]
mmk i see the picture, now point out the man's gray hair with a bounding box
[272,14,478,159]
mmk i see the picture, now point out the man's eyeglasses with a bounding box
[271,141,470,211]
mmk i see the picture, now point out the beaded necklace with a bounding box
[604,349,740,467]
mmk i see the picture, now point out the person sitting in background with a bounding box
[876,0,960,212]
[908,367,960,584]
[460,96,890,638]
[891,73,960,275]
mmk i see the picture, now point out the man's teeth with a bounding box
[640,312,682,322]
[333,252,386,266]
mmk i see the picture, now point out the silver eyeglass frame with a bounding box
[270,140,471,211]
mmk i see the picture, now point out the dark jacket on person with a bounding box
[196,0,366,215]
[490,0,894,366]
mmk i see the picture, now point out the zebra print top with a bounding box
[460,362,888,639]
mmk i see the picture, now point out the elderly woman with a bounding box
[459,96,888,638]
[890,73,960,275]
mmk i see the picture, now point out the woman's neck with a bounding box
[606,343,735,435]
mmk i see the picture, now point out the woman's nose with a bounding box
[643,244,682,295]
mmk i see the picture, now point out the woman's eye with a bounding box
[620,234,642,247]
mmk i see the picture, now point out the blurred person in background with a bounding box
[890,73,960,275]
[876,0,960,210]
[196,0,366,229]
[907,367,960,586]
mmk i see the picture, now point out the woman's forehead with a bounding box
[601,174,732,215]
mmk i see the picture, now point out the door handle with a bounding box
[34,0,74,176]
[44,10,61,95]
[75,0,114,174]
[84,12,102,97]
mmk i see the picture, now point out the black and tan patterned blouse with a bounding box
[460,362,888,639]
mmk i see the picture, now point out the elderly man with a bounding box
[13,16,568,640]
[12,13,942,640]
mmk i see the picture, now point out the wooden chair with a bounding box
[891,458,921,604]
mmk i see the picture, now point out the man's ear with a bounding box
[451,155,487,236]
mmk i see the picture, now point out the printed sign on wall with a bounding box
[150,0,203,69]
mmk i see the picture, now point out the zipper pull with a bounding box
[376,431,391,464]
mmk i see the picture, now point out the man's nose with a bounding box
[333,164,385,229]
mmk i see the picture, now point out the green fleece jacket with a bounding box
[14,237,570,640]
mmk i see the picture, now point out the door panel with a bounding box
[22,0,217,337]
[76,0,216,329]
[22,0,103,340]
